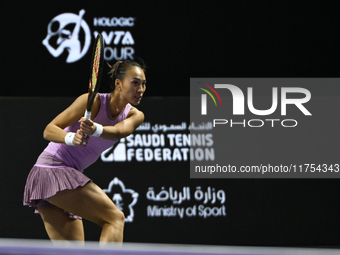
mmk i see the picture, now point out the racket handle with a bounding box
[83,110,91,143]
[84,110,91,119]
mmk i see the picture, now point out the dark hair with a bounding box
[108,58,146,91]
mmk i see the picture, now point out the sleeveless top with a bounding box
[44,93,131,171]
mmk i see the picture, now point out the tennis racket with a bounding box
[84,33,104,119]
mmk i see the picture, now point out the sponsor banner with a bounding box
[146,186,226,219]
[4,97,340,245]
[102,178,227,222]
[101,122,191,162]
[43,9,136,63]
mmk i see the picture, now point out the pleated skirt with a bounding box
[23,151,91,219]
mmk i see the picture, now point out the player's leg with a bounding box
[38,204,85,242]
[48,182,125,242]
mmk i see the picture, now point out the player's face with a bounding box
[121,66,146,105]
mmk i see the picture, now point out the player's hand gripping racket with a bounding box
[83,34,104,142]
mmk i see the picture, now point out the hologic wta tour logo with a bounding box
[193,78,312,128]
[43,10,136,63]
[43,10,91,63]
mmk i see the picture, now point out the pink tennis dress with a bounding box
[23,93,131,218]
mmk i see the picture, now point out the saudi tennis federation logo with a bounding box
[103,178,139,222]
[197,82,223,115]
[43,9,91,63]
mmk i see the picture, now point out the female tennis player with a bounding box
[23,60,146,243]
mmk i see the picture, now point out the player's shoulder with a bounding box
[69,93,88,109]
[75,93,102,115]
[77,93,88,101]
[76,93,101,105]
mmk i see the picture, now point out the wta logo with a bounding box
[197,82,223,115]
[43,9,91,63]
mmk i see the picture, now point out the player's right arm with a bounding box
[43,94,88,145]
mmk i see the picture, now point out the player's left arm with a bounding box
[81,107,144,140]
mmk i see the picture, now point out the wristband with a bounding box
[92,123,103,137]
[65,132,76,146]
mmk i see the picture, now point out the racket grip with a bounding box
[84,110,91,119]
[83,110,91,143]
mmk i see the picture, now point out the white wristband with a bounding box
[92,123,103,137]
[65,132,76,146]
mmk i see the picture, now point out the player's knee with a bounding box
[114,209,125,226]
[100,209,125,228]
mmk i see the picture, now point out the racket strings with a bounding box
[91,40,101,91]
